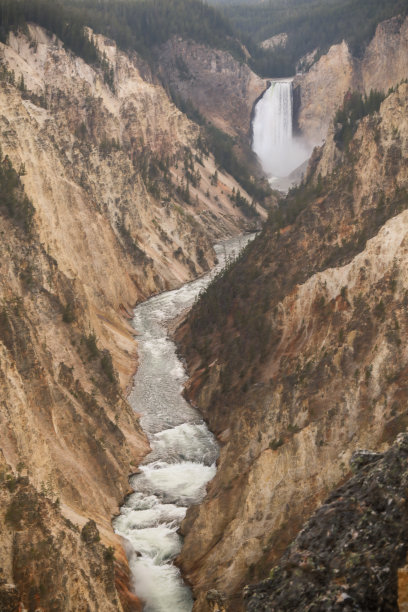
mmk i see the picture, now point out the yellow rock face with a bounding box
[294,16,408,147]
[0,24,259,608]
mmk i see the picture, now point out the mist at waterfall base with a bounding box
[113,235,254,612]
[252,80,311,182]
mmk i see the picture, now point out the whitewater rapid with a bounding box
[114,234,253,612]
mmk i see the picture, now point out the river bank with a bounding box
[113,235,254,612]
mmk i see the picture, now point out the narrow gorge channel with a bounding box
[114,235,253,612]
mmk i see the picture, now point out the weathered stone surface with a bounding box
[294,15,408,145]
[176,83,408,610]
[158,38,266,141]
[398,564,408,612]
[245,433,408,611]
[294,41,357,145]
[0,583,20,612]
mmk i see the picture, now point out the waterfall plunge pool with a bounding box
[114,234,254,612]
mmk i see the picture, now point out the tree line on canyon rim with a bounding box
[1,0,407,81]
[224,0,408,77]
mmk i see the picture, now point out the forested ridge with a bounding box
[0,0,407,78]
[225,0,408,77]
[0,0,245,65]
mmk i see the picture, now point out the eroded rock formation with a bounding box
[245,435,408,611]
[294,15,408,145]
[0,24,258,609]
[176,83,408,610]
[158,38,266,142]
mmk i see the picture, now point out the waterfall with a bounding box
[252,80,309,180]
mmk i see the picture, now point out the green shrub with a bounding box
[101,351,116,383]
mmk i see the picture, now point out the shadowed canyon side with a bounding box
[0,23,262,610]
[176,82,408,610]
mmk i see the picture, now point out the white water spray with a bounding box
[252,80,310,180]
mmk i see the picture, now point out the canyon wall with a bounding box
[0,24,258,610]
[158,38,266,150]
[245,435,408,610]
[177,83,408,610]
[294,15,408,144]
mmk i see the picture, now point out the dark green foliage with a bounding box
[0,0,405,85]
[84,332,99,359]
[230,189,259,219]
[5,473,17,493]
[267,177,327,233]
[0,153,35,235]
[5,498,24,528]
[101,351,116,383]
[65,0,245,64]
[189,240,272,388]
[269,438,283,450]
[62,302,76,324]
[226,0,408,78]
[203,124,271,205]
[334,90,386,149]
[99,135,121,157]
[103,545,115,562]
[170,90,270,204]
[0,0,100,65]
[169,89,207,126]
[373,299,386,321]
[80,519,100,544]
[175,54,191,80]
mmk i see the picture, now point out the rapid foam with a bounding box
[114,234,254,611]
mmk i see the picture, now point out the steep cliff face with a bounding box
[361,15,408,94]
[294,15,408,145]
[158,38,266,142]
[176,83,408,610]
[0,450,133,612]
[0,24,257,609]
[293,41,357,144]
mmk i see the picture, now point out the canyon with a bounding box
[0,23,261,611]
[176,40,408,612]
[0,6,408,612]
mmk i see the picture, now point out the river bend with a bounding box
[114,234,253,612]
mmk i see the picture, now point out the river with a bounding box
[113,234,254,612]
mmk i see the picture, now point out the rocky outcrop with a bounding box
[294,41,357,144]
[0,23,258,607]
[158,38,266,141]
[0,451,136,612]
[260,34,288,50]
[361,15,408,95]
[245,434,408,611]
[294,15,408,145]
[176,83,408,610]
